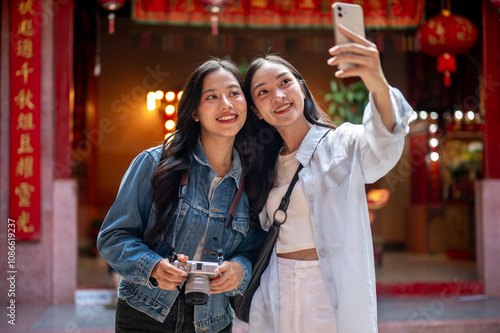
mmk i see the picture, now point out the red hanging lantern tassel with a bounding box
[202,0,228,36]
[437,53,456,87]
[211,15,219,36]
[99,0,126,35]
[107,13,116,34]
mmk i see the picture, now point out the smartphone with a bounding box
[332,2,366,70]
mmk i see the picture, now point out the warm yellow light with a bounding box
[165,120,176,131]
[155,90,164,100]
[430,152,439,162]
[409,111,418,123]
[165,105,176,115]
[455,110,463,120]
[147,92,157,111]
[419,111,428,120]
[177,91,183,100]
[467,111,475,121]
[429,124,438,133]
[165,91,176,102]
[429,138,439,148]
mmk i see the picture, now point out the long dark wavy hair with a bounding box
[243,54,337,222]
[144,58,256,243]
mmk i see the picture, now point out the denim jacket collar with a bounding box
[191,137,243,188]
[295,124,331,167]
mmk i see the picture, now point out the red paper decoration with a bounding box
[418,10,477,87]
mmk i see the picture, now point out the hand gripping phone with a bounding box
[332,2,366,70]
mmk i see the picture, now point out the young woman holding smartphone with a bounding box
[244,25,413,332]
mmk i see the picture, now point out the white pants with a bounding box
[277,257,337,333]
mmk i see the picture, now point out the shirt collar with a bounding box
[191,137,242,188]
[295,124,331,167]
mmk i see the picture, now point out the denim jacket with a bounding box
[97,139,264,333]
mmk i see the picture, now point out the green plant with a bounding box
[323,79,369,124]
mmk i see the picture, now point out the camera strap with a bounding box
[273,163,303,227]
[168,169,245,261]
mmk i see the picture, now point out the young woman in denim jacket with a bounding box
[243,26,413,332]
[98,58,264,333]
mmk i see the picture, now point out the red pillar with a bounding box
[476,0,500,298]
[55,0,74,179]
[482,0,500,179]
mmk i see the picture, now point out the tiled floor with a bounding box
[4,252,493,333]
[375,252,477,283]
[5,297,500,333]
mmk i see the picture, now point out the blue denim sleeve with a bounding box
[97,150,164,288]
[225,226,267,296]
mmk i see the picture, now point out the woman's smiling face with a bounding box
[249,61,306,131]
[194,68,247,141]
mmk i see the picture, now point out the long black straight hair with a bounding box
[243,54,337,222]
[144,58,256,243]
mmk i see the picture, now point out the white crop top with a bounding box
[265,151,315,254]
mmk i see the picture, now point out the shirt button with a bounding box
[319,249,326,257]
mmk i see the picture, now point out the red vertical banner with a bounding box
[9,0,42,241]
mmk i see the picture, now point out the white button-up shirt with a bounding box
[248,87,412,332]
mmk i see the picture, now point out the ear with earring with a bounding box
[252,107,263,120]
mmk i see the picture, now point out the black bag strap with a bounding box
[179,170,245,229]
[272,163,303,226]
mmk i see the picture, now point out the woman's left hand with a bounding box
[209,261,244,294]
[327,24,389,95]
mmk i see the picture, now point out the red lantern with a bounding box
[418,10,477,87]
[491,0,500,9]
[99,0,126,34]
[201,0,228,36]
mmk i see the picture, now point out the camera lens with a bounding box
[186,291,209,305]
[338,6,342,11]
[185,274,210,305]
[338,13,343,17]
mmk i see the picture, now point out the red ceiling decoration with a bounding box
[132,0,425,30]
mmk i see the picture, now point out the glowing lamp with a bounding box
[155,90,164,99]
[147,92,157,111]
[165,91,176,102]
[165,120,176,131]
[165,105,176,115]
[367,189,390,210]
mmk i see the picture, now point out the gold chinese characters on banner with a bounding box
[10,0,42,241]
